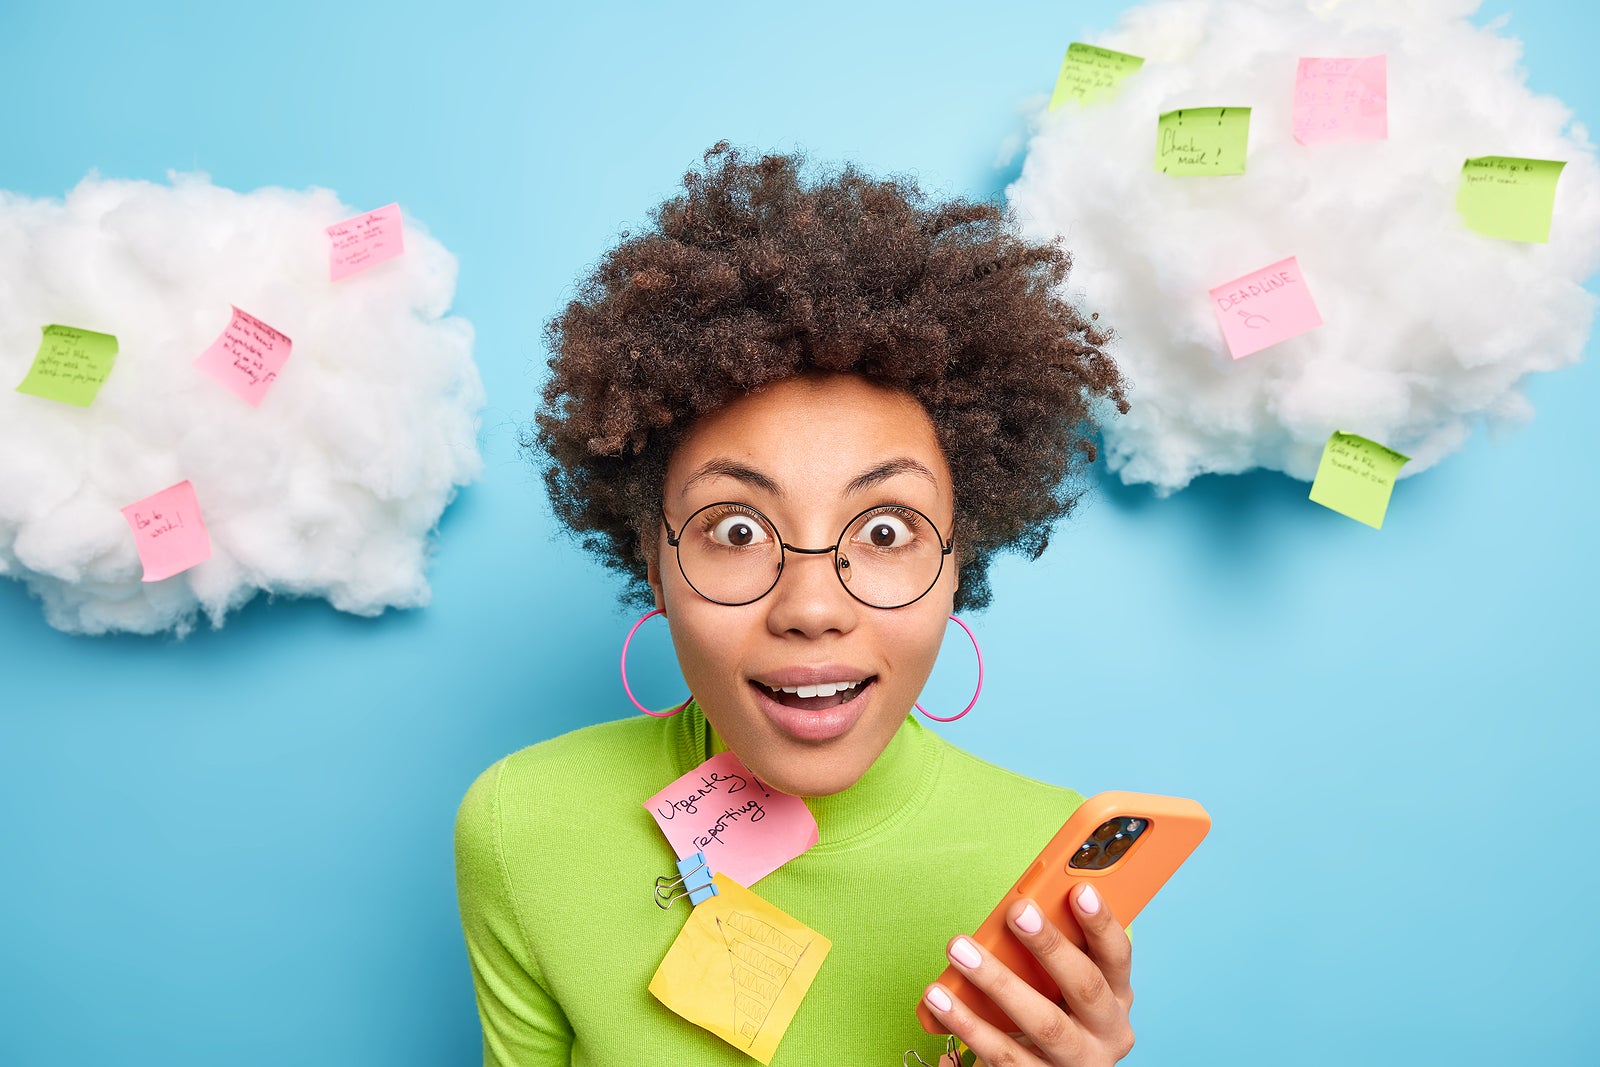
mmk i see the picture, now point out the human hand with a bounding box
[921,884,1135,1066]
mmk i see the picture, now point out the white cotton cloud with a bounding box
[1007,0,1600,492]
[0,174,483,635]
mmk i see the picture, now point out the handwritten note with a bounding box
[1209,256,1323,359]
[1156,107,1250,175]
[646,752,817,887]
[649,873,831,1065]
[1456,156,1566,243]
[14,325,119,407]
[1293,56,1388,144]
[194,306,292,406]
[120,481,212,582]
[1049,43,1144,110]
[326,202,404,280]
[1308,432,1410,529]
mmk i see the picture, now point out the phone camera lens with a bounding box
[1091,820,1121,844]
[1069,843,1101,870]
[1105,834,1134,860]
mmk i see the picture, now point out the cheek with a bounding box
[885,581,957,682]
[664,602,753,695]
[880,606,953,682]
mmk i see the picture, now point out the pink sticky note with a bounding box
[194,306,292,406]
[1209,256,1323,359]
[326,202,404,281]
[1293,56,1387,145]
[120,481,212,583]
[645,751,818,887]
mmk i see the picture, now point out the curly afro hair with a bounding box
[532,142,1127,612]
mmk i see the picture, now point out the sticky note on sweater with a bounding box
[646,752,818,886]
[650,874,831,1065]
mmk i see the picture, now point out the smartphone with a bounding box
[917,790,1210,1035]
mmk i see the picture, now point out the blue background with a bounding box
[2,1,1596,1063]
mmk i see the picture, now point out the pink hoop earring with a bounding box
[915,614,984,723]
[620,608,693,718]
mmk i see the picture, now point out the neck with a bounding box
[675,701,938,850]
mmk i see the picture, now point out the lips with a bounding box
[748,675,876,743]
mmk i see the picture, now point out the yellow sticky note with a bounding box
[15,325,119,407]
[649,874,831,1064]
[1456,156,1566,243]
[1156,107,1250,175]
[1308,431,1410,530]
[1049,43,1144,110]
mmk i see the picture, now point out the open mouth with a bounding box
[749,675,877,743]
[750,677,874,712]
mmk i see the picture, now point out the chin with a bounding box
[708,684,904,798]
[782,772,858,799]
[753,747,875,799]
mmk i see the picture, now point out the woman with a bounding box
[456,143,1131,1065]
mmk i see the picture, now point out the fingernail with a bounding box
[949,936,982,969]
[926,984,953,1012]
[1078,884,1101,916]
[1015,902,1043,934]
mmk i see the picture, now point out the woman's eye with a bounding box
[708,513,770,548]
[855,513,915,549]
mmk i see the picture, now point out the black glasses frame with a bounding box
[661,501,955,609]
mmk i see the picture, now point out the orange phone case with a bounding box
[917,790,1210,1035]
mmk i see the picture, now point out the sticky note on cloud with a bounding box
[120,481,212,582]
[1210,256,1323,359]
[646,751,818,887]
[1049,42,1144,110]
[1293,56,1388,144]
[1456,156,1566,243]
[1156,107,1250,175]
[194,306,291,406]
[649,873,830,1065]
[327,202,404,281]
[15,325,118,407]
[1309,432,1410,529]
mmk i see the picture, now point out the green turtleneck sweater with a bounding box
[454,704,1083,1065]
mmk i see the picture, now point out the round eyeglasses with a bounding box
[662,501,955,609]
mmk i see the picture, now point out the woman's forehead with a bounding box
[663,375,952,503]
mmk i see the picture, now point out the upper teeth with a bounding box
[766,680,863,699]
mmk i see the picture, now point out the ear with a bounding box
[645,542,665,611]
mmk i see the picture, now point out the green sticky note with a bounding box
[1156,107,1250,175]
[15,325,119,407]
[1456,156,1566,243]
[1049,42,1144,110]
[1308,431,1410,530]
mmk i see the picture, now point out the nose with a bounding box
[764,545,859,638]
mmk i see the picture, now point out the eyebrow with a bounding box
[680,459,781,498]
[678,456,939,500]
[843,458,940,497]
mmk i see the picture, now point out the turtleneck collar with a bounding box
[670,700,942,854]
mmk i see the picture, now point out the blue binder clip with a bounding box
[654,852,719,909]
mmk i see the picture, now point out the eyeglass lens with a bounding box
[671,503,948,609]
